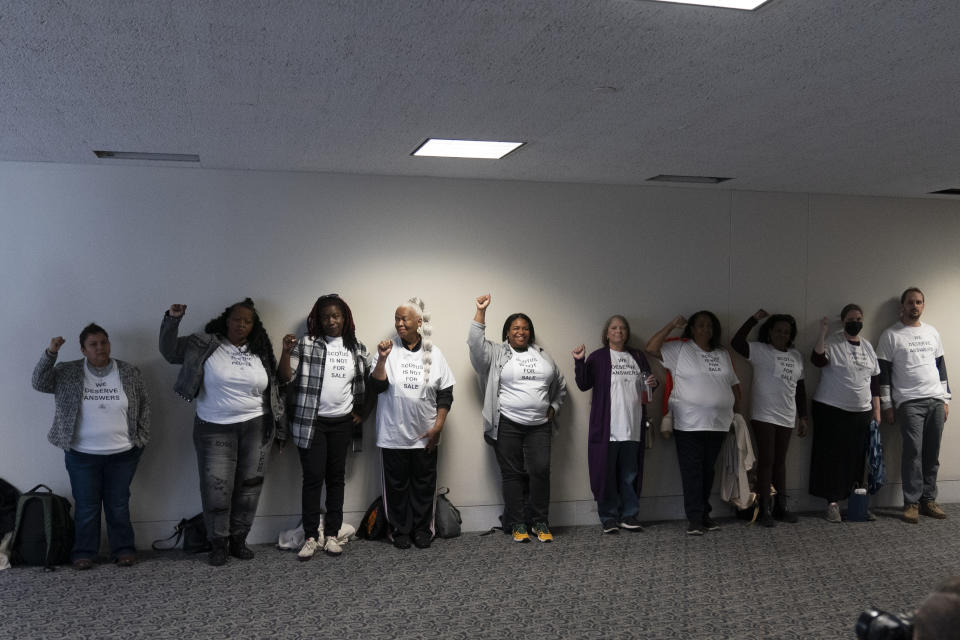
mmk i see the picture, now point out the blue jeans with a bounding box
[64,446,142,561]
[495,415,552,528]
[897,398,945,504]
[597,441,641,521]
[193,415,270,541]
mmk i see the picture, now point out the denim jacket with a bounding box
[159,313,286,442]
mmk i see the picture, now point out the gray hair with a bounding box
[398,296,433,386]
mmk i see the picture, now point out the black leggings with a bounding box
[752,420,792,506]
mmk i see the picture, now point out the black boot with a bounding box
[759,502,776,528]
[773,495,799,523]
[208,538,228,566]
[229,534,255,560]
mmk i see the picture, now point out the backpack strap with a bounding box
[152,519,187,551]
[41,498,55,568]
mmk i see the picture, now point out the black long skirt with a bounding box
[808,401,872,502]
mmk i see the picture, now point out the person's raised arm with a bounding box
[811,316,830,367]
[32,336,66,392]
[159,304,190,364]
[277,333,297,383]
[646,315,686,360]
[731,309,766,358]
[371,340,392,382]
[468,294,495,375]
[474,293,490,324]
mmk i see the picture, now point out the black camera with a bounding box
[855,608,915,640]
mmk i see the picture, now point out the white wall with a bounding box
[3,161,959,545]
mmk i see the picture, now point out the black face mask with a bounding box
[844,321,863,336]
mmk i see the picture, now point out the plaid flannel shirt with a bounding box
[288,335,370,448]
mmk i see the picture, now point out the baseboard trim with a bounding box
[132,479,960,547]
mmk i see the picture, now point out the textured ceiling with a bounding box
[2,0,960,197]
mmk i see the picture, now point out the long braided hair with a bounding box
[204,298,277,373]
[306,294,359,352]
[398,296,432,386]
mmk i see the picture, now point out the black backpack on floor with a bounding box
[356,496,387,540]
[0,478,21,537]
[11,484,74,568]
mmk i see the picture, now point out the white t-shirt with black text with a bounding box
[316,336,356,417]
[813,333,879,412]
[747,342,804,428]
[609,349,644,441]
[74,360,132,454]
[877,322,949,407]
[661,341,739,432]
[373,338,456,449]
[197,343,268,424]
[499,346,551,426]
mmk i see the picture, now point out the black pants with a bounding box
[752,420,793,507]
[297,415,353,538]
[673,429,725,524]
[495,415,552,528]
[381,447,438,536]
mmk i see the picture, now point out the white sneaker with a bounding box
[323,536,343,556]
[297,537,321,560]
[825,503,841,523]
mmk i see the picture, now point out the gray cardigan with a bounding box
[159,313,286,441]
[31,350,151,450]
[467,320,566,441]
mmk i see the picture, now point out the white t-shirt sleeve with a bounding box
[660,340,682,372]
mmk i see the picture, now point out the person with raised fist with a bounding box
[159,299,284,566]
[32,324,150,569]
[467,293,566,544]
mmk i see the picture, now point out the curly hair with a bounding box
[204,298,277,372]
[601,315,631,347]
[502,313,536,345]
[681,310,722,350]
[397,297,433,386]
[757,314,797,348]
[307,294,359,352]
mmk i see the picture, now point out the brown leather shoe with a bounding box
[72,558,94,570]
[919,501,948,519]
[115,555,136,567]
[903,503,920,524]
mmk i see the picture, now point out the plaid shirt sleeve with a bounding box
[289,338,327,448]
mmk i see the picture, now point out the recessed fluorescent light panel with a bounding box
[647,174,732,184]
[646,0,771,10]
[94,150,200,162]
[412,139,525,159]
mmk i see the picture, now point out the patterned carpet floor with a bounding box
[2,504,958,639]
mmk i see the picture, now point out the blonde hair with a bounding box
[398,296,433,386]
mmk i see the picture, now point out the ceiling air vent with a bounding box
[94,150,200,162]
[647,174,732,184]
